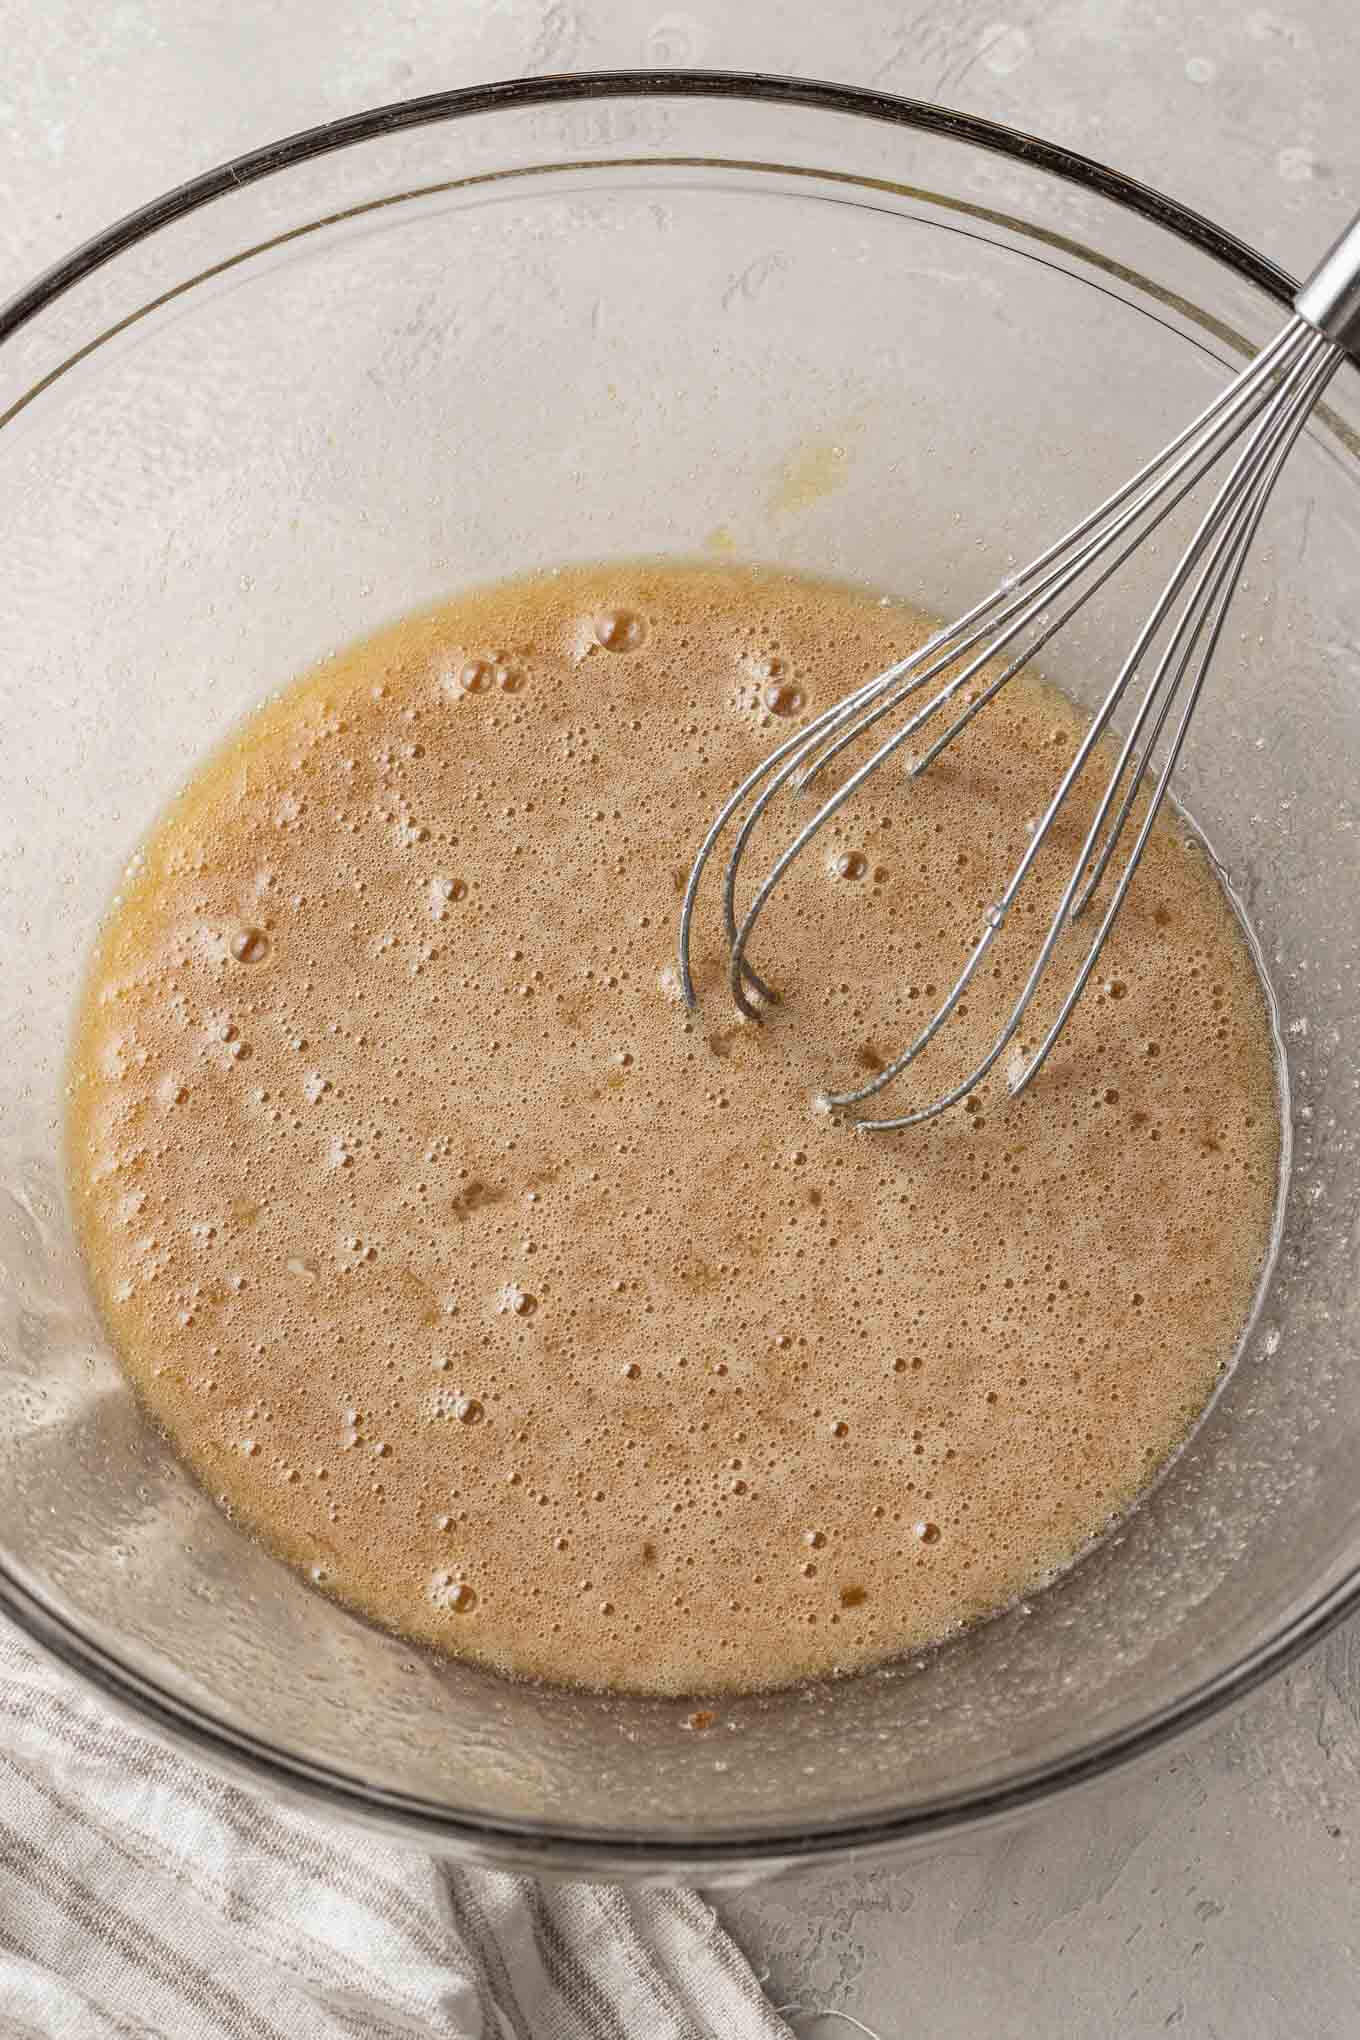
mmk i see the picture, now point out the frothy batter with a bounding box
[67,564,1280,1694]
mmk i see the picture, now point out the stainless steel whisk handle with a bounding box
[1295,209,1360,356]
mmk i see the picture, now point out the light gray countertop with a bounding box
[4,4,1357,2034]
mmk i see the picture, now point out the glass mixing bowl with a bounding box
[3,73,1359,1881]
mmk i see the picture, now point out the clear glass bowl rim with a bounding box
[1,67,1353,1873]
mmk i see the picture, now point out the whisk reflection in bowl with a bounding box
[678,209,1360,1130]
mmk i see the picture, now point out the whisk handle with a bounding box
[1295,209,1360,357]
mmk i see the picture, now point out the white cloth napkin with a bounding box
[0,1623,792,2040]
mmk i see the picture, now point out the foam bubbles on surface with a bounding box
[66,563,1280,1696]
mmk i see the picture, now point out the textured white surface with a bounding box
[3,3,1358,2035]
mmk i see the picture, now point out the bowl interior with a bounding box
[3,79,1360,1872]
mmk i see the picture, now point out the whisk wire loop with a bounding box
[678,209,1360,1128]
[822,326,1339,1129]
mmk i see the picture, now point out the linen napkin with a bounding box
[0,1623,794,2040]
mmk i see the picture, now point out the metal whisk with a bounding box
[678,210,1360,1130]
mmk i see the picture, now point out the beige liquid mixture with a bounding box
[67,563,1280,1695]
